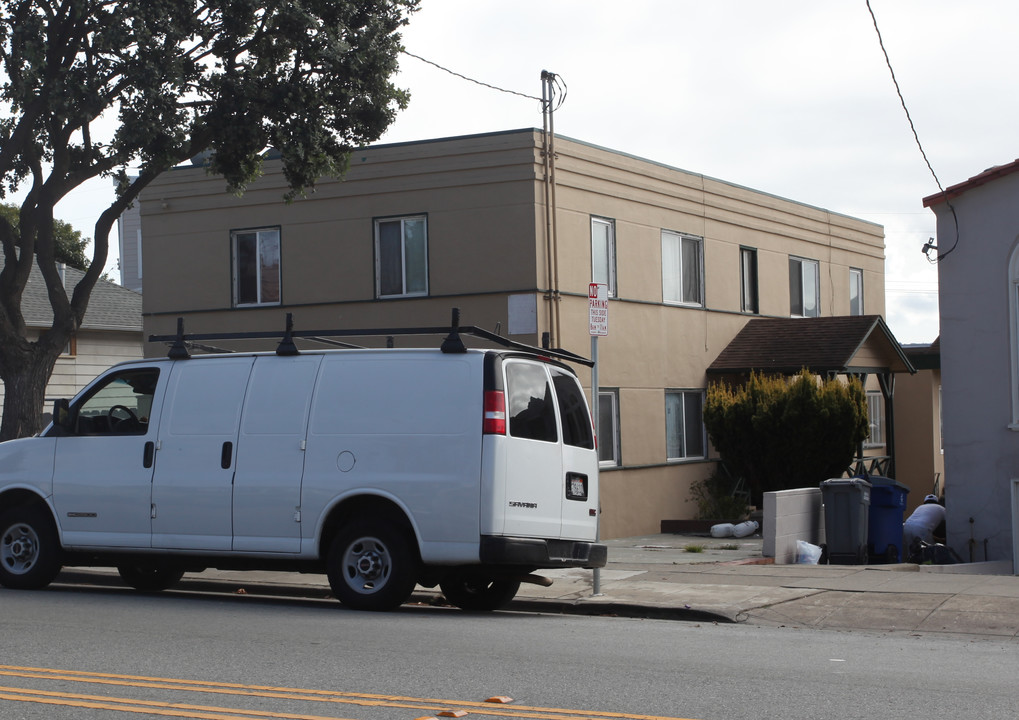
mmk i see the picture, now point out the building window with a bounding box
[376,215,428,298]
[662,230,703,306]
[850,267,864,316]
[591,216,616,297]
[865,391,884,448]
[1010,244,1019,427]
[665,390,705,461]
[232,227,281,307]
[598,389,620,467]
[740,246,759,314]
[789,256,819,317]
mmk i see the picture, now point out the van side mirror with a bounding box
[52,398,72,431]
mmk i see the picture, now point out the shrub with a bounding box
[703,370,868,503]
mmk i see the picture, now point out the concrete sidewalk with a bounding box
[515,534,1019,639]
[57,533,1019,639]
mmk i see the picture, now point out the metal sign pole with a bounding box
[592,334,601,596]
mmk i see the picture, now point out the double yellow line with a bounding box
[0,666,699,720]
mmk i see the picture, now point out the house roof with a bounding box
[923,159,1019,207]
[15,262,142,332]
[902,337,940,371]
[707,315,915,376]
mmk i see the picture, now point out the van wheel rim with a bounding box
[342,537,391,594]
[1,523,40,575]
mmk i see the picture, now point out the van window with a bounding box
[552,370,594,449]
[506,362,557,443]
[74,368,159,435]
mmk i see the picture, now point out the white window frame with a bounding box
[665,389,706,461]
[591,216,616,297]
[232,227,281,307]
[598,389,620,467]
[740,246,759,314]
[661,230,704,306]
[850,267,864,316]
[865,390,885,448]
[789,255,820,317]
[375,215,428,299]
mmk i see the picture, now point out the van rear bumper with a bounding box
[480,536,608,569]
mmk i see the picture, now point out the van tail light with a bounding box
[483,391,507,435]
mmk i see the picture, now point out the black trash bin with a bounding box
[820,478,871,564]
[866,476,909,563]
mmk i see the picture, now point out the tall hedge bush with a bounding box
[703,370,869,501]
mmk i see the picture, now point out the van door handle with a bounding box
[221,441,233,469]
[143,441,155,469]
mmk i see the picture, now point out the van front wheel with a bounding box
[0,504,62,590]
[440,572,520,611]
[327,519,418,611]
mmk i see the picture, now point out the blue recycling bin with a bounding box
[865,476,909,563]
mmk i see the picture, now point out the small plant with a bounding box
[688,468,751,521]
[718,543,739,550]
[684,543,705,553]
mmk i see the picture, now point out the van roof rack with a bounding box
[149,308,594,367]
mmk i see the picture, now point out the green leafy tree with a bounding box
[0,0,418,440]
[703,370,870,503]
[0,203,90,270]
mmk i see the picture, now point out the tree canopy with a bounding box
[0,203,90,270]
[0,0,418,440]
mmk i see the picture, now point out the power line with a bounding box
[865,0,959,261]
[400,50,543,103]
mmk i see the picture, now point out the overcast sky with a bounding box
[51,0,1019,344]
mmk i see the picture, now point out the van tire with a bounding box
[327,519,419,611]
[117,563,186,592]
[0,504,62,590]
[439,572,520,611]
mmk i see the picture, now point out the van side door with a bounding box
[51,366,164,548]
[151,357,254,550]
[232,354,321,553]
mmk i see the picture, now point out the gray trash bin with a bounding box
[820,478,871,565]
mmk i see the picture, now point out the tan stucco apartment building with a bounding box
[139,129,888,539]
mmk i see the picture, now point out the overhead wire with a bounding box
[400,50,544,104]
[865,0,959,262]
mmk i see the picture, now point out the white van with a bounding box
[0,316,605,611]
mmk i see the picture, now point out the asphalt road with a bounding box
[1,581,1017,720]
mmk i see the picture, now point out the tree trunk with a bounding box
[0,342,61,441]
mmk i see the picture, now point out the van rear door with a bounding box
[550,368,598,541]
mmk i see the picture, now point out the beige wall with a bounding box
[139,129,891,538]
[894,368,944,516]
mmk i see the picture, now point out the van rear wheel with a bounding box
[117,563,186,592]
[440,572,520,611]
[327,519,419,611]
[0,504,62,590]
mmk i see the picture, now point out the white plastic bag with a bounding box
[795,539,822,564]
[732,520,759,538]
[710,523,735,538]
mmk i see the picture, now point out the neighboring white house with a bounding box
[0,263,144,428]
[924,159,1019,573]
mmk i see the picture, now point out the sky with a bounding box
[42,0,1019,345]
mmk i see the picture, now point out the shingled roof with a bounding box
[707,315,915,376]
[16,262,142,332]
